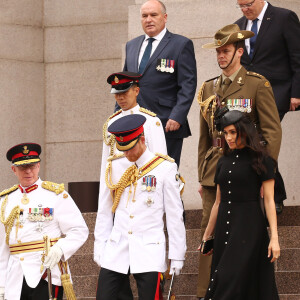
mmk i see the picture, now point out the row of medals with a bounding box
[20,193,53,232]
[156,59,175,73]
[227,99,252,113]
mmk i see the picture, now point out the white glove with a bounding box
[94,254,101,267]
[0,287,4,300]
[44,244,63,270]
[169,260,184,276]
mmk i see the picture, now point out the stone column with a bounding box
[0,0,44,187]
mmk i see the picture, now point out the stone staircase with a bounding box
[68,207,300,300]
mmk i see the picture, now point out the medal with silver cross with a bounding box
[145,197,154,207]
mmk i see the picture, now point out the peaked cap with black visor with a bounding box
[7,143,41,166]
[107,71,142,94]
[108,114,146,151]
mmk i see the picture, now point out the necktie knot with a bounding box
[222,78,232,94]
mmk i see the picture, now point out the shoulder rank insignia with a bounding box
[246,71,264,79]
[0,184,19,198]
[42,181,64,195]
[139,107,156,117]
[155,153,175,163]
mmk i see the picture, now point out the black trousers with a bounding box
[96,268,160,300]
[166,137,183,167]
[20,277,63,300]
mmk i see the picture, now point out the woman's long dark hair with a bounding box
[223,115,276,174]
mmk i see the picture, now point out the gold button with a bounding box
[128,231,132,234]
[17,240,22,244]
[130,215,134,219]
[20,257,24,261]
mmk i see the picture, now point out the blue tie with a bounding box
[139,38,155,73]
[249,18,258,59]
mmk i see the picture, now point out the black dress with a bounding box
[204,147,279,300]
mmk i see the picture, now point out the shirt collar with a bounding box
[144,27,167,42]
[222,66,242,83]
[122,104,140,116]
[135,148,155,169]
[257,1,268,21]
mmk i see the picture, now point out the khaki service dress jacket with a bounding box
[198,66,282,187]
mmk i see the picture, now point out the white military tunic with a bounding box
[0,178,89,300]
[94,148,186,274]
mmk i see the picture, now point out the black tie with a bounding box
[249,18,258,59]
[139,38,155,73]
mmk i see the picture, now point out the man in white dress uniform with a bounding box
[0,143,88,300]
[94,114,186,300]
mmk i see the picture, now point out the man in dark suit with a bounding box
[235,0,300,213]
[123,0,197,166]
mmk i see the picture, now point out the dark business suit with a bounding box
[123,30,197,166]
[235,2,300,119]
[236,3,300,204]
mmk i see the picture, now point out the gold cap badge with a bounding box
[114,76,119,84]
[120,136,123,141]
[237,33,244,39]
[22,146,29,155]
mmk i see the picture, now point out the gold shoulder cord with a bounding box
[105,156,165,212]
[103,109,122,156]
[0,195,21,245]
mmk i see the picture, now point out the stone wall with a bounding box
[0,0,299,208]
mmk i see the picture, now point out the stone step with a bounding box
[69,209,300,299]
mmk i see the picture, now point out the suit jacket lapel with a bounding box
[142,30,172,74]
[252,4,273,59]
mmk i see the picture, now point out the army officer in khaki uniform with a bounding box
[196,24,282,299]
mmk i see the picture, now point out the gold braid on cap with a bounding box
[1,195,21,244]
[103,109,122,156]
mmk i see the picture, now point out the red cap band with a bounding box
[111,78,137,86]
[12,151,39,161]
[115,127,144,143]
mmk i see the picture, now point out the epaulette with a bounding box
[205,76,219,83]
[107,153,125,161]
[108,109,122,121]
[155,153,175,163]
[0,184,18,197]
[246,71,264,79]
[139,107,156,117]
[42,181,64,195]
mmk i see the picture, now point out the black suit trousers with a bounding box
[20,277,63,300]
[96,268,161,300]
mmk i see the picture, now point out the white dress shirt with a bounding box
[245,2,268,54]
[138,27,167,66]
